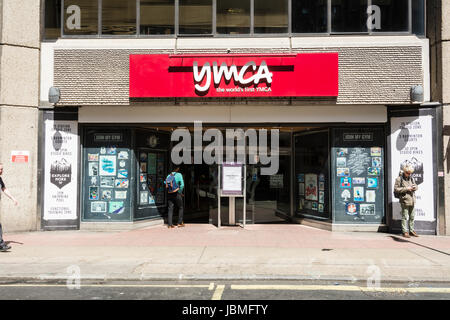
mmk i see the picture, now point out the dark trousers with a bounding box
[167,193,184,226]
[0,223,4,246]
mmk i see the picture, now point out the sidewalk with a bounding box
[1,224,450,283]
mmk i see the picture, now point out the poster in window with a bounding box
[366,190,376,203]
[319,191,325,204]
[101,190,112,200]
[109,201,125,214]
[100,177,115,188]
[91,202,107,213]
[353,187,364,202]
[89,187,99,200]
[115,190,127,199]
[89,162,98,176]
[305,174,318,201]
[99,156,116,176]
[298,183,305,195]
[360,204,375,215]
[140,191,149,204]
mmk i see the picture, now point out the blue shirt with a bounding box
[166,172,184,194]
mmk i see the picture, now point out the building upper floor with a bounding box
[44,0,426,40]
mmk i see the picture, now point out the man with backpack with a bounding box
[165,166,185,229]
[394,164,418,238]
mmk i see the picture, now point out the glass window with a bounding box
[102,0,136,35]
[216,0,250,34]
[45,0,61,39]
[412,0,425,36]
[254,0,288,34]
[292,0,328,33]
[179,0,213,34]
[371,0,408,32]
[63,0,98,35]
[295,131,330,220]
[332,0,368,33]
[140,0,175,35]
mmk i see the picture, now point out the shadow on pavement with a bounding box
[389,236,450,256]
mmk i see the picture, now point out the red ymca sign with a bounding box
[129,53,339,98]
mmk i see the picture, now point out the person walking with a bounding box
[0,163,19,251]
[394,164,418,238]
[165,166,185,229]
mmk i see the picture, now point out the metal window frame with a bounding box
[54,0,424,39]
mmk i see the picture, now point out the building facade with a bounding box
[1,0,449,235]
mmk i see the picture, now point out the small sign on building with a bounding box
[11,151,29,163]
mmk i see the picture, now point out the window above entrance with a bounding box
[44,0,425,39]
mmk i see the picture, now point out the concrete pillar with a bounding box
[430,0,450,235]
[0,0,40,232]
[443,1,450,236]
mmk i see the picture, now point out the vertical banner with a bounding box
[43,119,78,220]
[390,116,435,222]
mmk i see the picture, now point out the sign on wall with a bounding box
[43,119,78,220]
[130,53,339,98]
[390,116,435,222]
[11,151,29,163]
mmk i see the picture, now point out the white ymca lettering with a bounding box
[193,61,273,92]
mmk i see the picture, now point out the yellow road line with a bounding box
[211,285,225,300]
[230,285,450,294]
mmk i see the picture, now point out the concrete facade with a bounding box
[0,0,40,232]
[50,38,426,106]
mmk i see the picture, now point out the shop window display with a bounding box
[331,128,385,224]
[82,129,132,221]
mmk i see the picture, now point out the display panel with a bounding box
[82,129,132,221]
[331,128,385,224]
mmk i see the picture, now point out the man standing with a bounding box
[165,166,185,229]
[0,163,19,251]
[394,164,418,238]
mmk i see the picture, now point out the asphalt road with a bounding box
[0,280,449,301]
